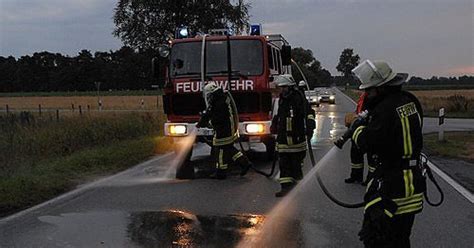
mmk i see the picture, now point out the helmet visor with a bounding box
[352,60,384,83]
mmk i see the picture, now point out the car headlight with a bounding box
[169,125,187,135]
[246,123,265,134]
[329,95,335,100]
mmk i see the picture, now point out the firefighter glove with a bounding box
[345,112,358,127]
[196,112,210,128]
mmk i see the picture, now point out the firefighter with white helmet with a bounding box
[197,82,251,179]
[347,60,425,247]
[271,74,315,197]
[298,80,308,92]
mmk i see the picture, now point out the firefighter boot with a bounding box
[237,156,252,177]
[275,183,295,197]
[345,168,363,184]
[209,169,227,180]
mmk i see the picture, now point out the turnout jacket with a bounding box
[271,89,315,153]
[353,89,426,216]
[198,89,239,147]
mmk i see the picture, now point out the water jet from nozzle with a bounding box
[160,129,198,179]
[237,147,340,247]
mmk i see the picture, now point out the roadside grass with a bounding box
[0,95,164,111]
[341,89,361,102]
[424,131,474,161]
[0,137,174,217]
[0,112,174,217]
[342,89,474,118]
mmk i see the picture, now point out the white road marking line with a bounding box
[337,88,474,204]
[0,153,174,224]
[427,160,474,204]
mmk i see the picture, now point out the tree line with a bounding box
[1,47,472,93]
[0,47,155,92]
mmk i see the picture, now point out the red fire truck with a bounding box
[155,30,292,160]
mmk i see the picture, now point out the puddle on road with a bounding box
[37,210,283,247]
[127,210,267,247]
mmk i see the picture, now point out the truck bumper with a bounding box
[164,121,273,143]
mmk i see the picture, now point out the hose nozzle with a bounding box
[334,137,346,149]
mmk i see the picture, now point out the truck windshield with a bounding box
[170,39,263,77]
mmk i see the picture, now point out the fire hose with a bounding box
[420,153,444,207]
[291,62,364,208]
[296,89,366,209]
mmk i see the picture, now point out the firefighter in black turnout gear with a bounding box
[197,82,251,180]
[348,60,426,247]
[271,75,315,197]
[345,92,376,185]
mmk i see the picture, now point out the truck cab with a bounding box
[158,32,291,158]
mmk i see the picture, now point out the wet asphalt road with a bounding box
[1,89,473,247]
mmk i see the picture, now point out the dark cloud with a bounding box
[0,0,122,57]
[0,0,472,77]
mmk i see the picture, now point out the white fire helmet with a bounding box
[274,74,296,87]
[352,60,402,90]
[203,82,220,100]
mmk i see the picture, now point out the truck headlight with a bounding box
[246,123,265,134]
[329,95,335,100]
[169,125,187,135]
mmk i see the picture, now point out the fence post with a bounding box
[79,105,82,116]
[72,103,75,112]
[6,104,9,114]
[56,109,60,122]
[87,105,90,112]
[98,100,103,112]
[438,107,445,142]
[38,104,42,116]
[141,99,145,110]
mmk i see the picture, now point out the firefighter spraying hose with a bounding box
[291,60,366,207]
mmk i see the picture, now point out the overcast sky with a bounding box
[0,0,472,78]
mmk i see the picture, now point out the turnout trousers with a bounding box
[350,140,376,182]
[278,151,306,188]
[213,144,250,176]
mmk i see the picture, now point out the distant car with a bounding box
[315,88,336,104]
[304,90,320,106]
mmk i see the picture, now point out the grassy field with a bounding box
[0,90,163,97]
[343,89,474,118]
[0,112,174,217]
[0,95,164,111]
[424,131,474,161]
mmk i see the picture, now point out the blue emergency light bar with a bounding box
[175,27,189,39]
[250,24,262,35]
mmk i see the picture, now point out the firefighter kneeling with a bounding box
[197,82,251,180]
[271,75,315,197]
[348,60,426,247]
